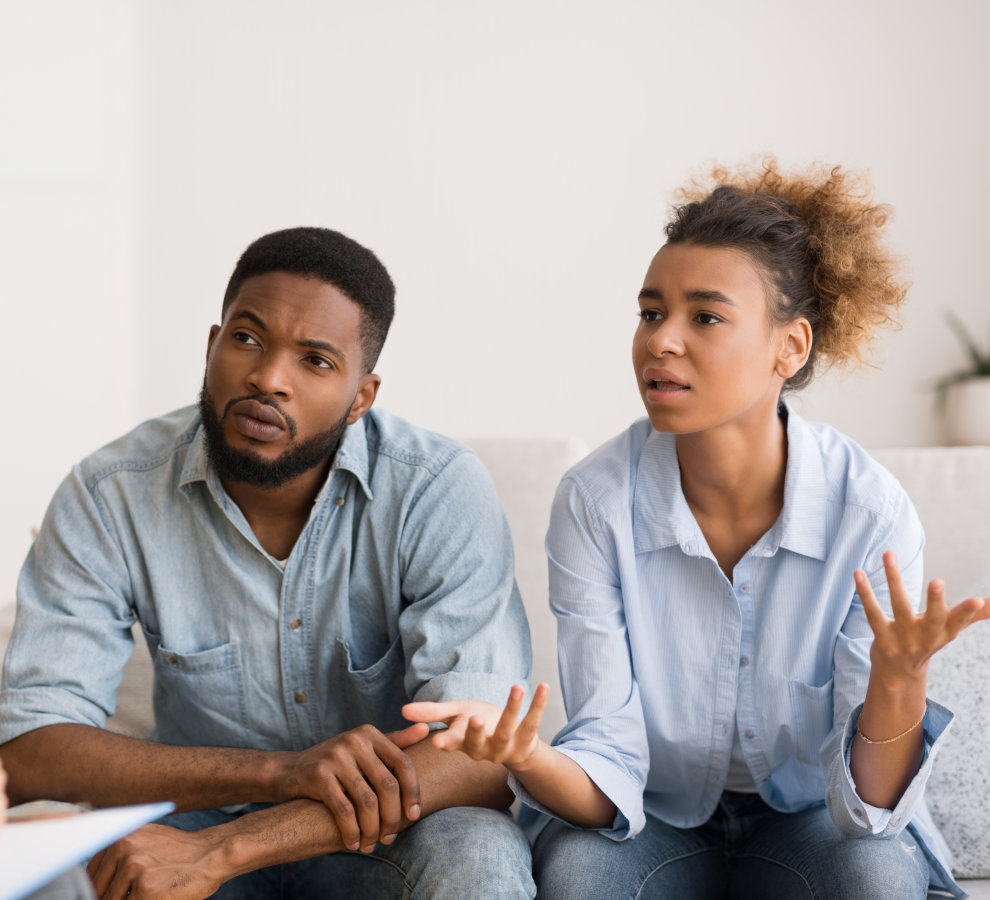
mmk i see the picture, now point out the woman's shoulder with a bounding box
[792,412,910,519]
[558,418,670,517]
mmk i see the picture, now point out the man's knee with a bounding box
[384,807,534,898]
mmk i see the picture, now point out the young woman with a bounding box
[405,161,990,898]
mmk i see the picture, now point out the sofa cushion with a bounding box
[926,577,990,879]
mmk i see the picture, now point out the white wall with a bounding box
[3,0,990,598]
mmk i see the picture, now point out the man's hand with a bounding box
[278,722,428,853]
[403,684,549,769]
[87,824,228,900]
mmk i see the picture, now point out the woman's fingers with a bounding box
[854,569,889,636]
[882,551,915,621]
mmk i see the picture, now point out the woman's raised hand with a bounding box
[402,683,550,768]
[855,550,990,686]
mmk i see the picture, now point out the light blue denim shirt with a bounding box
[513,406,961,897]
[0,406,531,752]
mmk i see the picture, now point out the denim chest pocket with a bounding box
[332,636,408,733]
[788,677,835,766]
[147,632,249,746]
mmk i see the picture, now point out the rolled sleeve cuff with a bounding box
[509,745,645,841]
[830,699,954,835]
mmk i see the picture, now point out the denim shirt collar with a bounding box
[177,414,376,503]
[632,401,828,561]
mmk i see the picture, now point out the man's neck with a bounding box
[221,462,331,560]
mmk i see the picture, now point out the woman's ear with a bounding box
[775,318,812,379]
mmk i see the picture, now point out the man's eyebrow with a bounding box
[231,310,347,359]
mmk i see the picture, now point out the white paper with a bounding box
[0,802,174,900]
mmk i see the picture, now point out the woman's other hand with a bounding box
[402,683,549,769]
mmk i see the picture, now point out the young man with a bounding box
[0,228,535,898]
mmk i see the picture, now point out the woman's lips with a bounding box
[643,369,689,401]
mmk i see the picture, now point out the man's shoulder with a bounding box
[360,408,474,479]
[76,406,201,487]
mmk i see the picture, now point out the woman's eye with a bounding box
[638,309,661,323]
[696,312,721,326]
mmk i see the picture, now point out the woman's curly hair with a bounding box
[664,158,908,391]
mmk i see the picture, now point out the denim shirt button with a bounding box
[294,692,308,704]
[289,619,302,630]
[166,655,178,664]
[335,497,346,507]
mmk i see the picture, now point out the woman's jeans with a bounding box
[533,791,929,899]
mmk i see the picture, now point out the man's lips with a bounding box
[229,399,288,442]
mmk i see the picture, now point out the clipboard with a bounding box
[0,801,174,900]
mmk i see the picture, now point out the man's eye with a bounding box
[233,331,258,345]
[307,355,333,369]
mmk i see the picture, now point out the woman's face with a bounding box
[632,242,806,437]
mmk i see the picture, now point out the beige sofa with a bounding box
[2,439,989,897]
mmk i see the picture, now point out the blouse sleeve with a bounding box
[511,474,650,840]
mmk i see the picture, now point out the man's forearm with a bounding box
[0,724,290,810]
[87,735,515,895]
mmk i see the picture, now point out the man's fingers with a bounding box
[323,778,363,851]
[369,731,421,828]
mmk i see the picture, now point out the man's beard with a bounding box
[198,381,351,490]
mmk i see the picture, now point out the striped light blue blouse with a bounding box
[513,405,960,897]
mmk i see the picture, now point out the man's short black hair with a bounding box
[222,227,395,370]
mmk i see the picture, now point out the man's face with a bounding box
[200,271,379,490]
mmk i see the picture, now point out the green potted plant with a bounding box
[937,312,990,445]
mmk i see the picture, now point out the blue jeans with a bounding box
[165,804,535,899]
[533,792,929,899]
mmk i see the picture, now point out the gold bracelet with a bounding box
[856,713,926,745]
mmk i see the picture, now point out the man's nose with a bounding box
[246,352,293,398]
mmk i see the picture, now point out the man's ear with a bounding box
[206,324,220,363]
[775,317,812,379]
[347,373,381,424]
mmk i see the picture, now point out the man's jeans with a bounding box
[533,791,929,899]
[166,805,535,899]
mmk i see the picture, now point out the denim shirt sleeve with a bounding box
[509,474,649,841]
[396,450,532,709]
[0,465,137,741]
